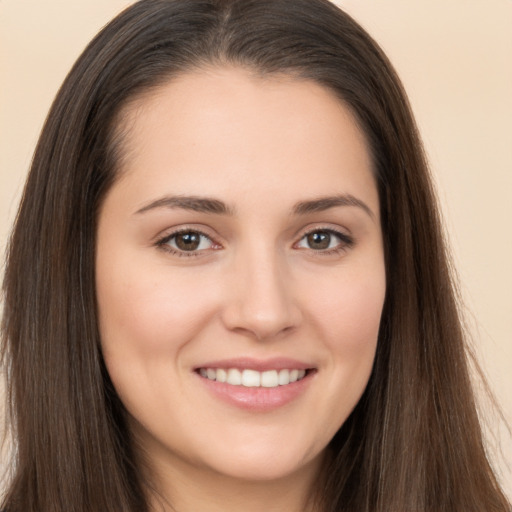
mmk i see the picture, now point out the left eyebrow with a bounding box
[134,193,375,220]
[292,194,376,220]
[134,195,235,216]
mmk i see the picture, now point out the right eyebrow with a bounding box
[134,195,235,216]
[292,194,376,221]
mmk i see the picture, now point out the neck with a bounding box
[143,449,324,512]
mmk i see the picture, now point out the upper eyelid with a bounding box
[154,223,353,248]
[300,226,348,236]
[155,225,218,244]
[293,223,353,241]
[163,229,213,243]
[295,227,354,245]
[155,229,219,258]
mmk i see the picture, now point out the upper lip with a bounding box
[194,357,315,372]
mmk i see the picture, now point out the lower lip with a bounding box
[196,371,315,412]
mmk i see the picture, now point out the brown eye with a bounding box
[163,230,214,253]
[296,229,354,252]
[175,232,201,251]
[306,231,331,250]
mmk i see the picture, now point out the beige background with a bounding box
[1,0,511,497]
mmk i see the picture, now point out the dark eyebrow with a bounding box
[292,194,375,220]
[134,193,374,219]
[135,195,235,216]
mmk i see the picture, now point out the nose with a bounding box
[220,247,302,341]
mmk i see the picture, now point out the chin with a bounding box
[196,439,325,483]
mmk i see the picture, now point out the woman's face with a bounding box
[96,67,386,484]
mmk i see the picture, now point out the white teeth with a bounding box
[278,369,290,385]
[242,369,260,387]
[261,370,278,388]
[227,368,242,385]
[199,367,309,387]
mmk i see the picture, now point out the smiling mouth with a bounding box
[197,368,313,388]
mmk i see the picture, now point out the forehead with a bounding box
[110,66,378,216]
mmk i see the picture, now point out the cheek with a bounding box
[279,265,386,453]
[305,263,385,401]
[308,267,386,350]
[96,259,219,364]
[320,277,384,420]
[96,265,223,425]
[337,282,384,344]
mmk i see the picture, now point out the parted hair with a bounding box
[1,0,510,511]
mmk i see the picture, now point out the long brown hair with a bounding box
[1,1,510,510]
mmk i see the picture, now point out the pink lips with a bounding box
[195,357,313,372]
[194,357,316,412]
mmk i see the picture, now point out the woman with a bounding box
[1,0,510,510]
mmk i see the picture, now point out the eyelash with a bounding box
[296,228,355,256]
[156,228,217,258]
[155,227,354,258]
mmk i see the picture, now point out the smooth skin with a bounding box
[96,67,386,512]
